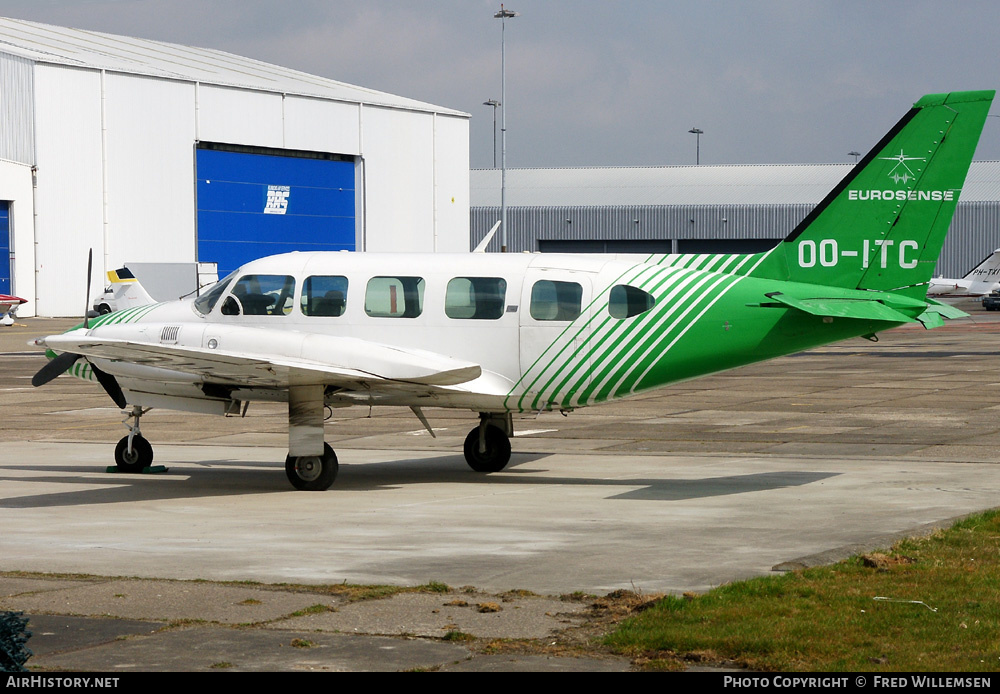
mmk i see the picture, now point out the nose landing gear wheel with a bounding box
[114,435,154,473]
[463,424,512,473]
[285,443,339,491]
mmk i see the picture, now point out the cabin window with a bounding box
[193,272,236,315]
[608,284,655,319]
[445,277,507,319]
[221,274,295,316]
[301,276,348,317]
[529,280,583,321]
[365,276,425,318]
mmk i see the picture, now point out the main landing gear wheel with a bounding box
[463,424,512,473]
[285,443,339,491]
[114,434,153,473]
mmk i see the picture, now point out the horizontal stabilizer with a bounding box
[756,292,916,323]
[923,298,969,320]
[914,299,972,329]
[914,310,945,330]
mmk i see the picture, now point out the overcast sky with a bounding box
[4,0,1000,169]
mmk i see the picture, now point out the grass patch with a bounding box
[443,630,476,642]
[604,509,1000,671]
[499,589,539,599]
[419,581,451,594]
[289,604,336,617]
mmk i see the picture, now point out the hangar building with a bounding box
[471,162,1000,279]
[0,17,470,316]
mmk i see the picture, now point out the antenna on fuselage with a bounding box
[473,220,502,253]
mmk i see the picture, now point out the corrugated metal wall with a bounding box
[941,202,1000,278]
[473,204,812,251]
[0,53,34,164]
[472,201,1000,278]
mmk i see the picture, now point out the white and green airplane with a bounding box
[31,90,994,491]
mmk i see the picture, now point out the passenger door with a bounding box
[516,270,593,410]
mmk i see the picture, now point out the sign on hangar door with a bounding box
[196,144,356,277]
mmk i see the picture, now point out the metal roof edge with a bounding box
[0,16,468,118]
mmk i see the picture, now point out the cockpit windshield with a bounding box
[192,271,237,316]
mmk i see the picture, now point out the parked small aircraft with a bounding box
[0,293,26,326]
[92,267,156,315]
[30,90,994,490]
[927,248,1000,296]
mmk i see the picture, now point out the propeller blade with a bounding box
[90,362,128,410]
[31,352,82,387]
[85,249,93,329]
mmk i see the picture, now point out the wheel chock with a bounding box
[104,465,169,474]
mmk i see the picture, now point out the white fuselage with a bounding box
[77,251,683,414]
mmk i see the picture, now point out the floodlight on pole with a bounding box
[688,128,704,165]
[494,4,519,252]
[848,150,861,164]
[484,99,500,169]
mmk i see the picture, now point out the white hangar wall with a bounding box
[432,114,473,253]
[0,160,33,304]
[32,66,105,318]
[5,59,469,317]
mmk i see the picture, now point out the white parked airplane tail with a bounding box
[927,248,1000,296]
[95,268,156,314]
[961,249,1000,295]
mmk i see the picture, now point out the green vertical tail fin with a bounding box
[750,90,995,297]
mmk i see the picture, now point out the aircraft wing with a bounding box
[38,332,482,389]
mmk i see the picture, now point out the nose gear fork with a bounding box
[114,405,154,473]
[123,405,149,455]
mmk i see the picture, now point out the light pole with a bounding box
[848,150,861,163]
[494,4,518,252]
[688,128,703,165]
[484,99,500,168]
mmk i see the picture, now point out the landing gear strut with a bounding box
[114,405,153,473]
[463,413,512,473]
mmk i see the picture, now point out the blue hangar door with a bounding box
[196,145,356,277]
[0,202,10,296]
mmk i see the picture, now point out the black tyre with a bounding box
[285,443,338,491]
[98,304,112,315]
[463,425,512,473]
[114,435,154,473]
